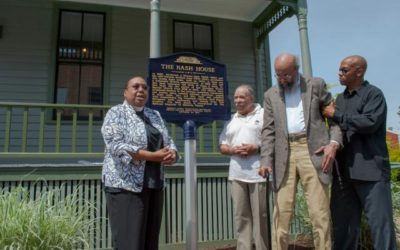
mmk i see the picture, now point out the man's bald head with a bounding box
[274,53,300,87]
[339,55,368,90]
[274,53,300,70]
[341,55,367,76]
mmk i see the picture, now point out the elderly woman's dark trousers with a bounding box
[105,187,164,250]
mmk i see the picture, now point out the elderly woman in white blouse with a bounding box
[101,76,178,250]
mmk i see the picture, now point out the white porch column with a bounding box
[150,0,160,58]
[296,0,313,77]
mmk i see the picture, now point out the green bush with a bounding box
[388,142,400,163]
[0,185,96,249]
[293,168,400,248]
[391,167,400,247]
[392,168,400,182]
[392,182,400,248]
[293,183,312,234]
[392,182,400,218]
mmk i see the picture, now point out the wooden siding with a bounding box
[0,0,54,103]
[0,1,267,164]
[108,7,150,105]
[0,1,261,105]
[217,20,257,101]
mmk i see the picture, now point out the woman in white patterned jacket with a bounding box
[101,76,178,250]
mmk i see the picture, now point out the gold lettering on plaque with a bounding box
[152,71,225,114]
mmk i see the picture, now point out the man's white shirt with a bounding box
[284,75,305,134]
[219,104,265,183]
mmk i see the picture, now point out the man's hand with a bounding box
[322,101,336,118]
[258,166,273,178]
[222,144,259,157]
[315,142,339,172]
[235,144,259,157]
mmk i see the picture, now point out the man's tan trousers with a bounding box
[272,137,331,250]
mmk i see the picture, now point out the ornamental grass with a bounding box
[0,185,95,249]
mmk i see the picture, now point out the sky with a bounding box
[269,0,400,131]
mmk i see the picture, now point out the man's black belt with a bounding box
[288,132,307,142]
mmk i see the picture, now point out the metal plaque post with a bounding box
[183,120,197,250]
[148,53,231,250]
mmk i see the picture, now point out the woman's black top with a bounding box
[136,110,164,189]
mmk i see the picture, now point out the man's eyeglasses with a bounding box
[274,73,292,80]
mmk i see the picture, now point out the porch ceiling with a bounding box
[59,0,273,22]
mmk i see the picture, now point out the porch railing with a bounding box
[0,102,223,160]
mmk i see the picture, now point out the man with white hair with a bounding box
[219,84,269,250]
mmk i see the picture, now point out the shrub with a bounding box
[288,184,314,248]
[392,168,400,182]
[292,168,400,249]
[392,182,400,248]
[293,183,312,234]
[0,185,96,249]
[388,142,400,163]
[392,181,400,217]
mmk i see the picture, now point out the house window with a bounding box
[173,20,213,59]
[54,10,105,112]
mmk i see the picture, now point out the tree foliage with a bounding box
[387,139,400,163]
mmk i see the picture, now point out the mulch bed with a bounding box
[201,245,236,250]
[201,234,315,250]
[201,240,315,250]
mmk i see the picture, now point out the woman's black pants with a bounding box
[105,187,164,250]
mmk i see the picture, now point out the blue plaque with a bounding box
[148,52,231,126]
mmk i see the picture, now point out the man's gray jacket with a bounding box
[260,75,343,191]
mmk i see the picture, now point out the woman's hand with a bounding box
[130,147,176,164]
[161,148,177,165]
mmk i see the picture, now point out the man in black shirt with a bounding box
[323,55,397,249]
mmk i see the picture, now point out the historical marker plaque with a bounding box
[148,52,231,125]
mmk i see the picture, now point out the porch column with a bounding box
[254,32,272,103]
[254,31,264,103]
[150,0,160,58]
[296,0,313,77]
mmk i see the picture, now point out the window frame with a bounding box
[53,9,106,120]
[54,9,106,106]
[173,20,214,59]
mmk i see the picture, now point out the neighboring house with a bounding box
[387,130,400,150]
